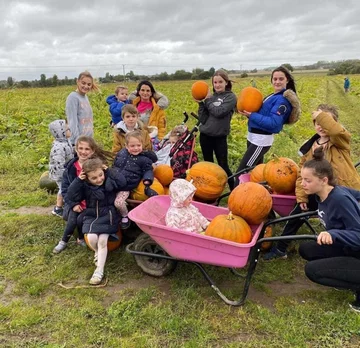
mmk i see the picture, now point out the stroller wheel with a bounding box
[133,233,177,277]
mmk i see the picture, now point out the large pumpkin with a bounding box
[237,87,263,112]
[263,157,299,194]
[205,212,252,244]
[228,182,272,224]
[39,171,58,194]
[153,164,174,186]
[186,161,227,201]
[249,164,266,183]
[131,178,165,201]
[85,228,123,252]
[191,81,209,100]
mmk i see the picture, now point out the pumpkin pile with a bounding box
[191,81,209,100]
[186,161,227,201]
[237,86,263,113]
[249,157,299,195]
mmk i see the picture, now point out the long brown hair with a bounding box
[75,136,114,165]
[212,69,232,92]
[271,66,296,93]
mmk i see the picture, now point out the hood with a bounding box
[49,120,68,140]
[169,179,196,208]
[115,120,139,133]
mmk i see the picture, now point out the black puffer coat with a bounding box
[66,170,121,234]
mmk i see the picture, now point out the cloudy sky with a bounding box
[1,0,359,81]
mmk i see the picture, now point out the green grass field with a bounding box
[1,75,360,347]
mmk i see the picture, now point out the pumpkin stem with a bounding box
[227,211,234,220]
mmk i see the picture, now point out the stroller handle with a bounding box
[190,112,199,120]
[182,111,189,124]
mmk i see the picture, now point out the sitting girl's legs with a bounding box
[115,191,131,229]
[87,233,109,285]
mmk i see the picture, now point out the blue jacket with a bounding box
[66,170,121,234]
[113,149,157,191]
[106,95,130,125]
[317,186,360,250]
[248,89,292,134]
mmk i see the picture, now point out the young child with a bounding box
[48,120,73,217]
[297,149,360,311]
[264,104,360,260]
[112,104,152,153]
[66,158,123,285]
[165,179,210,233]
[106,85,130,127]
[112,130,158,229]
[53,136,114,254]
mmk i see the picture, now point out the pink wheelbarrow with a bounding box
[126,195,317,306]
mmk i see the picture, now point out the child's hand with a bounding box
[143,180,150,185]
[299,202,308,210]
[73,204,83,213]
[239,110,251,118]
[79,171,86,180]
[317,231,333,245]
[311,109,322,120]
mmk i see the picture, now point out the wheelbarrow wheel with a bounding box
[133,233,177,277]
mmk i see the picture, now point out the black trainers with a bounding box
[262,247,288,261]
[120,217,131,230]
[349,301,360,313]
[52,206,63,217]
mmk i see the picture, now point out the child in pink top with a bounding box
[165,179,210,233]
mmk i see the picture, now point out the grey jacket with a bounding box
[48,120,74,182]
[198,91,237,137]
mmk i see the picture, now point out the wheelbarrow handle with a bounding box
[182,111,189,124]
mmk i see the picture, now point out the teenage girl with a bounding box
[298,148,360,312]
[52,136,114,254]
[66,71,100,146]
[195,69,237,190]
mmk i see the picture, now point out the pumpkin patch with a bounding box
[205,212,252,244]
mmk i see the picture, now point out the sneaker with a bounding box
[52,206,63,218]
[262,247,288,261]
[77,239,86,247]
[349,301,360,313]
[53,241,67,254]
[89,270,104,285]
[120,217,131,230]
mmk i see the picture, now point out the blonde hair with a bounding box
[115,85,128,95]
[125,130,144,145]
[77,71,100,92]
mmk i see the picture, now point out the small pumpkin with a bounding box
[263,156,299,194]
[153,164,174,186]
[163,186,170,195]
[237,87,263,112]
[260,226,273,251]
[131,178,165,201]
[85,228,123,252]
[39,171,58,194]
[205,212,252,244]
[191,81,209,100]
[228,182,272,225]
[249,163,266,183]
[186,161,227,201]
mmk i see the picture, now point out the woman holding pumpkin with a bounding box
[195,69,237,190]
[129,81,169,141]
[235,66,300,186]
[264,104,360,260]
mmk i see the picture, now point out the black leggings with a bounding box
[199,133,234,190]
[276,195,318,253]
[235,141,271,186]
[299,241,360,292]
[61,209,86,243]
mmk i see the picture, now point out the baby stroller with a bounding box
[156,112,200,179]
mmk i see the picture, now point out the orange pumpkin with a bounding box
[186,161,228,201]
[163,186,170,195]
[263,156,299,194]
[191,81,209,100]
[260,226,273,251]
[85,228,123,252]
[249,164,266,183]
[153,164,174,186]
[205,212,252,244]
[228,182,272,224]
[131,178,165,201]
[237,87,263,112]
